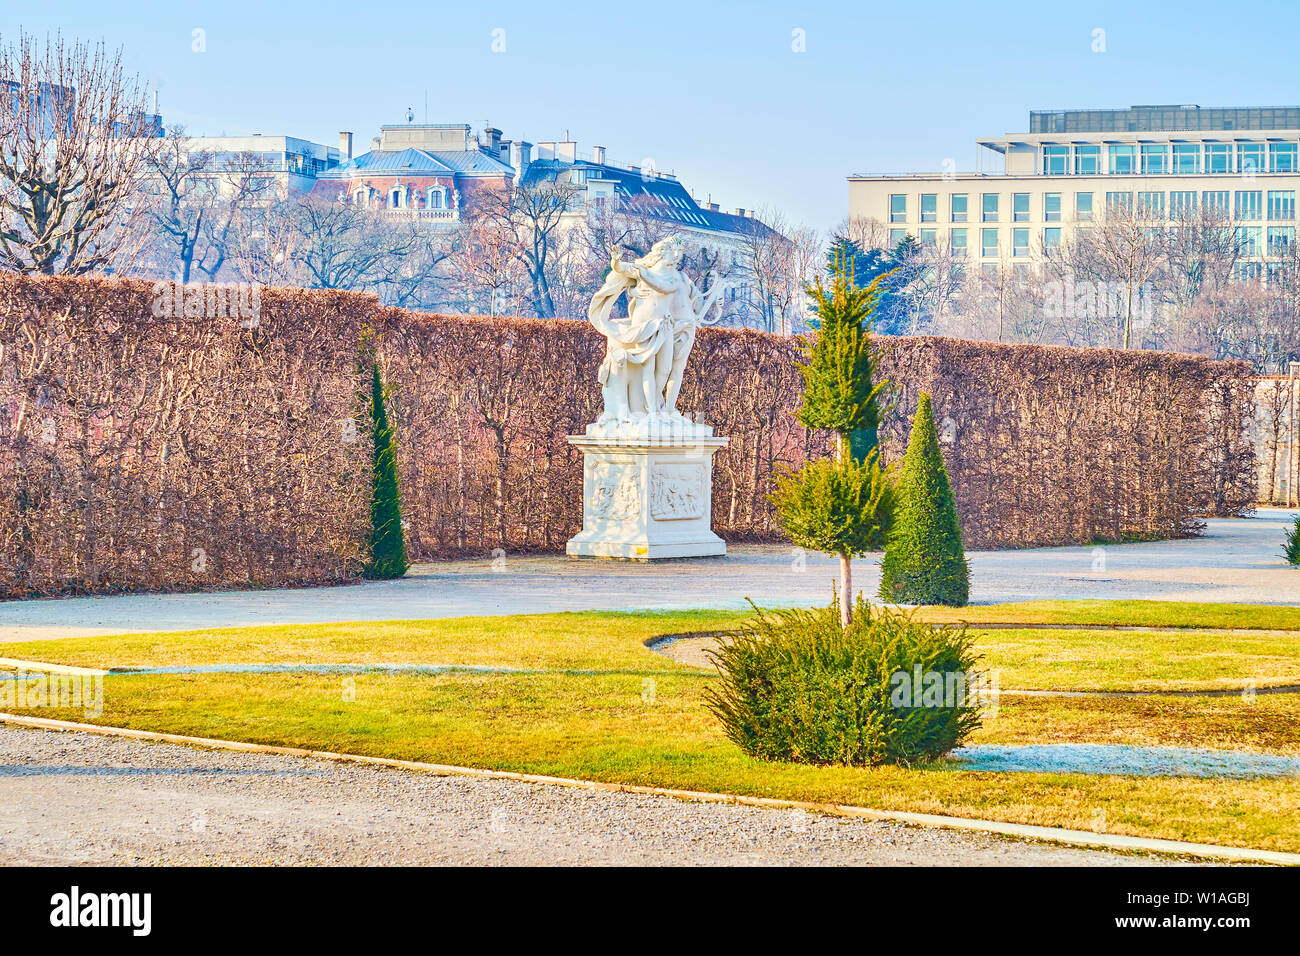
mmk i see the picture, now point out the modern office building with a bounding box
[183,134,341,196]
[848,105,1300,278]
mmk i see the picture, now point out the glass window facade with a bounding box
[1044,193,1061,222]
[1268,190,1295,220]
[951,193,968,222]
[890,194,907,223]
[1042,145,1069,175]
[1202,191,1230,217]
[1075,145,1100,175]
[1237,143,1265,176]
[1031,106,1300,134]
[1108,144,1136,174]
[1140,144,1167,174]
[1138,191,1165,219]
[982,193,999,222]
[1106,191,1133,215]
[920,228,937,246]
[1205,144,1232,174]
[951,228,968,255]
[1172,143,1200,174]
[889,228,907,246]
[1075,192,1093,220]
[920,193,937,223]
[1271,143,1298,173]
[1268,226,1294,257]
[981,228,998,257]
[1013,193,1029,222]
[1012,228,1029,257]
[1235,190,1262,221]
[1170,191,1197,219]
[1236,226,1262,257]
[1043,227,1062,251]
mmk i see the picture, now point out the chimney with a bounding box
[592,145,606,165]
[556,141,577,164]
[339,131,353,162]
[735,208,746,217]
[483,126,502,151]
[510,141,533,183]
[536,142,556,161]
[371,136,381,151]
[707,202,719,212]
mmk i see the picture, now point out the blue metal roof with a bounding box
[317,145,514,179]
[524,160,776,239]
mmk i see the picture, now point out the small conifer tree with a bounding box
[365,360,408,580]
[878,393,969,606]
[1284,513,1300,566]
[772,253,894,628]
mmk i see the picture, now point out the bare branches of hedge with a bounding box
[0,274,1255,596]
[0,275,371,596]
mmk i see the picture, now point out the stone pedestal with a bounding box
[566,428,728,560]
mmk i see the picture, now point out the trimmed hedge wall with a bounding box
[0,274,1255,596]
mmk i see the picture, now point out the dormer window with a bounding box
[426,185,446,209]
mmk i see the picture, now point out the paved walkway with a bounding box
[0,726,1180,866]
[1,510,1296,642]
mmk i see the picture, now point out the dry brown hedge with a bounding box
[0,274,1255,596]
[0,275,373,596]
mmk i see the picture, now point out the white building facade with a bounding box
[849,105,1300,278]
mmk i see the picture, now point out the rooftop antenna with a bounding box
[406,106,414,124]
[424,91,428,124]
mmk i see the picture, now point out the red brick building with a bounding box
[309,123,515,222]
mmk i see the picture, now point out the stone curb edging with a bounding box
[2,711,1297,866]
[0,657,108,677]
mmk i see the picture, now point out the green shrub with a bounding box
[704,597,984,766]
[879,392,970,606]
[365,360,408,580]
[1285,513,1300,566]
[772,257,894,629]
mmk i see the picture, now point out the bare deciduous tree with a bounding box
[446,215,525,315]
[0,32,160,274]
[139,126,277,283]
[1165,205,1239,308]
[1051,200,1168,348]
[479,176,583,318]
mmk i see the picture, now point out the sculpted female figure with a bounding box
[586,234,726,430]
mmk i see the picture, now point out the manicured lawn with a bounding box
[1,609,752,672]
[919,599,1300,631]
[4,600,1300,854]
[970,626,1300,691]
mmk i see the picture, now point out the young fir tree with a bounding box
[365,360,408,580]
[1285,513,1300,566]
[772,253,894,629]
[878,393,969,606]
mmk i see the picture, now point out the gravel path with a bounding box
[0,726,1181,866]
[1,511,1296,643]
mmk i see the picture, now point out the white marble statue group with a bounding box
[586,234,727,436]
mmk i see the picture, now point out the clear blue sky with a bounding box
[5,0,1299,231]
